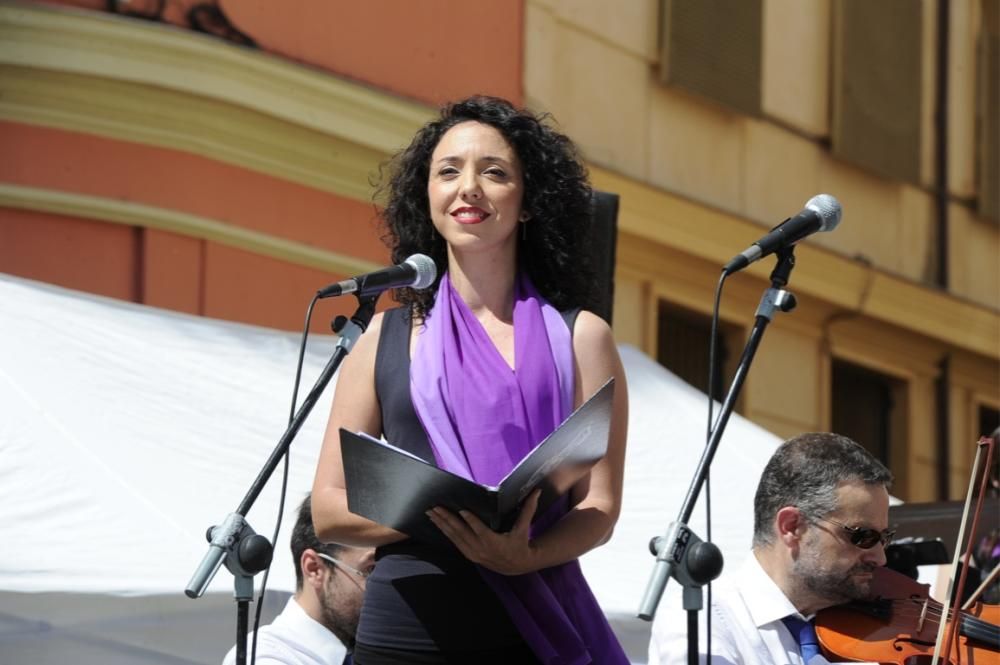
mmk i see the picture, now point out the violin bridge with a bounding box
[916,597,929,634]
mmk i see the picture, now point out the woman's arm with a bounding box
[427,310,628,574]
[311,312,408,547]
[527,310,628,562]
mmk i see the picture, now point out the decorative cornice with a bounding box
[0,1,432,201]
[0,64,386,202]
[0,2,995,360]
[0,183,380,276]
[0,1,432,152]
[593,165,999,361]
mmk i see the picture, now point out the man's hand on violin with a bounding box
[426,489,541,576]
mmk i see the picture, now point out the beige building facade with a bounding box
[524,0,999,501]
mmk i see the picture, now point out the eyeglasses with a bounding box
[316,552,371,580]
[816,516,895,549]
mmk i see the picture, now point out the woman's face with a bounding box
[427,121,525,259]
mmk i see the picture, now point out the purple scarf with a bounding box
[411,272,629,665]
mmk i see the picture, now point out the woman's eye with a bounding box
[484,167,507,178]
[438,167,459,177]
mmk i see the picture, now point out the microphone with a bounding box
[317,254,437,299]
[723,194,842,274]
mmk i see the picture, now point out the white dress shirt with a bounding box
[648,553,810,665]
[221,596,348,665]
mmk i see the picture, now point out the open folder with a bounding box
[340,378,615,547]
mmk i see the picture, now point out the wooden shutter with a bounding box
[659,0,762,116]
[832,0,923,183]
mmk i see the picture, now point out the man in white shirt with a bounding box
[222,494,375,665]
[649,432,893,664]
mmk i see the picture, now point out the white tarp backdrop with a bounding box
[0,273,784,664]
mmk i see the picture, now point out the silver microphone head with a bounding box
[404,253,437,290]
[805,194,842,232]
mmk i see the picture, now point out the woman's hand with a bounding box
[426,489,542,576]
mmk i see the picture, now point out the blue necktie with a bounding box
[782,616,820,663]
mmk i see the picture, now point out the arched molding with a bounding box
[0,182,380,276]
[0,2,432,201]
[600,168,999,361]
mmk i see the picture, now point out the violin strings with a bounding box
[872,614,997,648]
[903,596,999,629]
[876,600,999,645]
[868,596,994,628]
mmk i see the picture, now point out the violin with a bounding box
[815,565,999,663]
[815,436,999,664]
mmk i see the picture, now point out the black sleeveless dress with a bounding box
[352,307,550,665]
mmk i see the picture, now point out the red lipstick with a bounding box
[451,206,489,224]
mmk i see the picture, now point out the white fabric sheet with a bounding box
[0,273,788,664]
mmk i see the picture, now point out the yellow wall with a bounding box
[524,0,999,500]
[525,0,999,307]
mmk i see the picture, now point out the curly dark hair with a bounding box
[376,95,597,319]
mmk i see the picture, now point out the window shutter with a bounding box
[832,0,923,183]
[659,0,762,116]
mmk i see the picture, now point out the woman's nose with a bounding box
[459,172,482,200]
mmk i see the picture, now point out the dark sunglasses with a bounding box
[816,516,895,549]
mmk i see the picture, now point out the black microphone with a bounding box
[723,194,842,274]
[317,254,437,298]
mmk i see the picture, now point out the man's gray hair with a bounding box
[752,432,893,547]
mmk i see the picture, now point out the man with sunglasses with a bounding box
[651,432,893,664]
[222,494,374,665]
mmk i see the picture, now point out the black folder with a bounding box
[340,378,615,547]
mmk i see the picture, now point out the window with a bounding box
[832,0,923,183]
[979,405,999,504]
[659,0,762,116]
[656,301,740,405]
[980,405,999,441]
[831,359,909,495]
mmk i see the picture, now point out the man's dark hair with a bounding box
[752,432,893,547]
[376,95,597,319]
[291,493,345,590]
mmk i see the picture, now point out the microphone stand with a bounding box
[184,293,379,665]
[639,247,799,665]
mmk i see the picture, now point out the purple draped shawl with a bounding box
[410,272,628,665]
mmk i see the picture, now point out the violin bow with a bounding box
[931,436,995,665]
